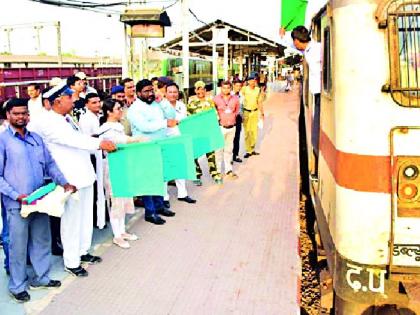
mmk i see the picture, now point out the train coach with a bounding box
[301,0,420,313]
[0,54,122,103]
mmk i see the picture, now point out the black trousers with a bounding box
[232,114,243,158]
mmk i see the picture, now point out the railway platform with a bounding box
[0,88,301,315]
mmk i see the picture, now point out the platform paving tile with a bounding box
[27,91,301,315]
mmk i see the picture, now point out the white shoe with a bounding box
[121,233,139,241]
[113,238,130,249]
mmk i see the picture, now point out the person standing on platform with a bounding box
[0,98,77,302]
[98,99,145,249]
[66,75,85,121]
[213,81,240,179]
[127,79,177,225]
[0,116,10,275]
[111,85,126,105]
[75,71,97,99]
[242,74,265,158]
[156,76,172,102]
[232,79,244,163]
[161,82,197,206]
[120,78,136,107]
[187,81,223,186]
[120,78,136,136]
[79,93,106,230]
[28,84,116,277]
[27,83,43,120]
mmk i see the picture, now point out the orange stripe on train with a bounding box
[319,130,392,193]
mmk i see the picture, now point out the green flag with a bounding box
[281,0,308,31]
[155,135,197,181]
[23,182,57,204]
[108,142,164,197]
[178,109,224,158]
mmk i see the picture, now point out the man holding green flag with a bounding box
[127,79,178,225]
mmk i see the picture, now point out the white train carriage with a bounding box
[302,0,420,313]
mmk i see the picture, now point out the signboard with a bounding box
[131,24,164,38]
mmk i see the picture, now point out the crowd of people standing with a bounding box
[0,70,265,303]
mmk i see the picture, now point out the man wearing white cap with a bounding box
[75,71,97,99]
[28,84,116,277]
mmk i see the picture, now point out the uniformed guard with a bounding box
[241,74,265,158]
[187,81,223,185]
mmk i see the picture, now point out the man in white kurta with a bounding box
[28,84,116,277]
[27,83,44,120]
[79,93,106,230]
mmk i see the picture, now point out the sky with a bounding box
[0,0,282,58]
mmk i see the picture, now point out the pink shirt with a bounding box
[213,94,240,127]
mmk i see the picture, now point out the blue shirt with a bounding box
[127,98,169,140]
[0,126,68,209]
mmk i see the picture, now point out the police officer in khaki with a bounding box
[242,73,265,158]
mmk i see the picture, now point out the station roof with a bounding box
[159,19,285,58]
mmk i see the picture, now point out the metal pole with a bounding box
[4,28,12,53]
[34,25,43,53]
[212,27,218,94]
[130,35,135,79]
[223,40,228,81]
[239,52,243,80]
[181,0,190,98]
[122,23,129,78]
[144,38,149,78]
[138,38,144,80]
[56,22,62,66]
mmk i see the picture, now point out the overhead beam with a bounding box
[188,40,264,48]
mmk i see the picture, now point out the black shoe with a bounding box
[244,153,252,158]
[233,157,243,163]
[133,197,144,208]
[157,208,176,217]
[178,196,196,204]
[65,266,88,277]
[30,280,61,290]
[145,215,166,225]
[167,180,176,186]
[251,151,260,156]
[6,269,10,276]
[10,291,30,303]
[80,254,102,265]
[163,200,171,209]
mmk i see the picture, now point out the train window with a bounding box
[322,26,332,93]
[387,0,420,107]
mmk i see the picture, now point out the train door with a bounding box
[385,1,420,279]
[306,10,327,181]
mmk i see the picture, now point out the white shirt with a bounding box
[28,110,100,189]
[79,109,100,136]
[304,41,321,94]
[79,86,98,99]
[161,100,187,137]
[98,122,130,144]
[279,36,321,94]
[28,96,44,120]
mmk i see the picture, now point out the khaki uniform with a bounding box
[242,86,261,154]
[187,96,221,180]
